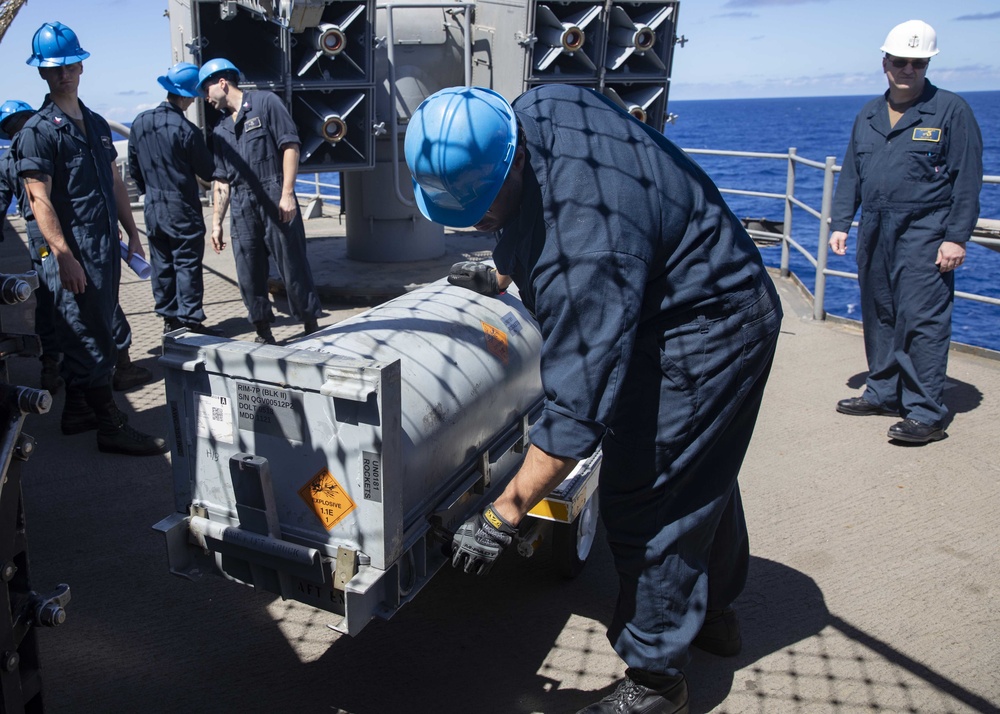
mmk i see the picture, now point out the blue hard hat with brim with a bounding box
[0,100,35,140]
[405,86,518,228]
[197,58,241,90]
[158,62,201,98]
[26,21,89,67]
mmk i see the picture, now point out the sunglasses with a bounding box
[887,57,929,70]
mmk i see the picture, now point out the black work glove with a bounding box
[448,261,501,296]
[451,502,517,575]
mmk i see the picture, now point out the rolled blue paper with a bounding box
[119,240,151,280]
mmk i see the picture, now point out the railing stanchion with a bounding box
[781,148,796,277]
[814,155,836,321]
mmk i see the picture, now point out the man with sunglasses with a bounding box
[830,20,982,444]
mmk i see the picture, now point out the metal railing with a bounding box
[295,173,341,204]
[683,147,1000,320]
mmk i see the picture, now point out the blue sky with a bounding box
[0,0,997,122]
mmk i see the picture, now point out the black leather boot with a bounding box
[692,607,742,657]
[254,320,276,345]
[577,670,688,714]
[84,386,167,456]
[112,348,153,391]
[61,386,98,435]
[40,354,63,394]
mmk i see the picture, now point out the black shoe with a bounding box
[888,419,946,444]
[303,318,319,336]
[180,322,223,337]
[61,387,99,435]
[577,671,688,714]
[39,355,63,394]
[692,607,742,657]
[253,320,277,345]
[86,387,168,457]
[836,397,897,417]
[97,418,168,456]
[113,348,154,391]
[113,362,153,391]
[163,317,183,333]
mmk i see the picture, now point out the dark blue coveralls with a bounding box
[494,85,781,675]
[13,96,128,387]
[0,143,59,357]
[831,81,983,427]
[128,101,214,325]
[208,90,321,325]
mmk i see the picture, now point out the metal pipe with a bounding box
[813,156,837,321]
[682,148,787,160]
[955,290,1000,307]
[717,188,784,200]
[788,195,822,220]
[672,147,1000,314]
[781,148,796,277]
[383,2,474,209]
[785,237,818,267]
[789,154,831,170]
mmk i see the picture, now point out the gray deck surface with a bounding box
[2,204,997,714]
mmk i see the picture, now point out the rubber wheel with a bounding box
[551,491,599,578]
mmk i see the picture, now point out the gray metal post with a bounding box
[781,148,796,277]
[814,156,836,321]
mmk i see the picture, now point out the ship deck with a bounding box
[2,204,998,714]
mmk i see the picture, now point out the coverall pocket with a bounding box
[906,147,945,183]
[244,131,273,170]
[651,327,700,454]
[855,143,874,181]
[606,325,697,455]
[735,299,780,400]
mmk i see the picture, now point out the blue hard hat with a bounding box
[158,62,201,97]
[197,58,241,90]
[0,100,35,140]
[26,21,90,67]
[404,87,518,228]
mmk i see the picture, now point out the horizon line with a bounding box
[670,88,999,102]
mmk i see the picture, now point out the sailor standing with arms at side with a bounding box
[14,21,167,456]
[830,20,983,444]
[198,58,323,345]
[128,62,218,336]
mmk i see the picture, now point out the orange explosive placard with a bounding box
[298,468,356,530]
[481,321,509,364]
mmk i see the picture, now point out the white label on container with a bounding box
[362,451,383,503]
[501,311,522,336]
[235,381,304,443]
[195,392,234,444]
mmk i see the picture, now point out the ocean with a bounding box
[662,91,1000,353]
